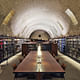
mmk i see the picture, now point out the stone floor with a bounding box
[0,51,80,80]
[57,52,80,80]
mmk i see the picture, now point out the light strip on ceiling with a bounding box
[57,21,64,30]
[65,9,78,25]
[2,10,15,25]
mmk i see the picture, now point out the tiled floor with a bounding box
[0,51,80,80]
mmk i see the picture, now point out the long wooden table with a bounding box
[14,51,65,80]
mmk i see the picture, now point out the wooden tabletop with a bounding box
[14,51,65,73]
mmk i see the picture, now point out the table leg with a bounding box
[37,72,41,80]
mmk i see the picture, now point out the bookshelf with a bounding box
[53,35,80,63]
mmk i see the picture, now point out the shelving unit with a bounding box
[0,39,16,62]
[55,38,66,53]
[66,36,80,62]
[53,35,80,63]
[0,40,4,62]
[0,35,25,63]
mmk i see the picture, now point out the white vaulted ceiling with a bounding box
[0,0,80,38]
[11,0,69,38]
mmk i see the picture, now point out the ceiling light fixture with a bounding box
[65,8,78,25]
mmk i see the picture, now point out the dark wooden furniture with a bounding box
[14,51,65,80]
[51,43,58,56]
[22,42,37,56]
[22,44,28,56]
[22,41,58,57]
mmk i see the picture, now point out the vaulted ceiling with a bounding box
[0,0,80,38]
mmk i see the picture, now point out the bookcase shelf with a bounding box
[53,35,80,63]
